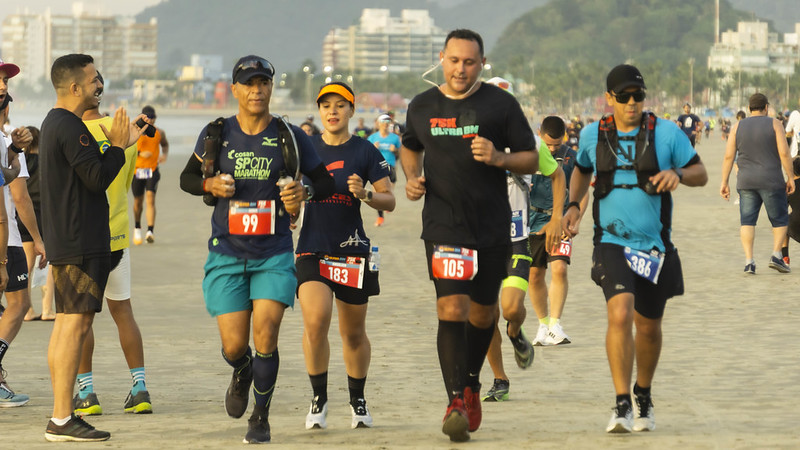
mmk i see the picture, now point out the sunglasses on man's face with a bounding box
[612,90,646,103]
[234,57,275,80]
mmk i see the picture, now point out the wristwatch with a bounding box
[361,190,373,202]
[303,184,315,201]
[673,167,683,181]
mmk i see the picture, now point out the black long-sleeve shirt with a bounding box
[40,108,125,264]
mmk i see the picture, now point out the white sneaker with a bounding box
[350,398,373,429]
[606,402,633,433]
[133,228,143,245]
[145,230,155,244]
[532,323,551,346]
[633,395,655,431]
[305,397,328,430]
[546,322,571,345]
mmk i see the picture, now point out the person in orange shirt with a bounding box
[132,105,168,244]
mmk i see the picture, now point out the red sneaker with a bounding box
[463,386,482,432]
[441,396,469,442]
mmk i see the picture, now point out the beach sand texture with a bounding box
[1,131,798,449]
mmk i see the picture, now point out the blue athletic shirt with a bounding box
[576,117,696,252]
[192,116,323,260]
[367,132,401,167]
[296,135,390,256]
[529,145,577,233]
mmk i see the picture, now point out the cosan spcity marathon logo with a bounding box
[429,117,479,139]
[227,149,274,180]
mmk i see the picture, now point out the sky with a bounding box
[1,0,164,25]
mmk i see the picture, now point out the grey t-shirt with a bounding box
[736,116,784,191]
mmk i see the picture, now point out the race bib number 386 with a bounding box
[228,200,275,235]
[623,247,665,284]
[431,245,478,280]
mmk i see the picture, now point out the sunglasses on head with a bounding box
[611,90,646,103]
[234,57,275,81]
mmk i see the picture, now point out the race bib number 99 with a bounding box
[319,255,365,289]
[623,247,665,284]
[228,200,275,235]
[431,245,478,280]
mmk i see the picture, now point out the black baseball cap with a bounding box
[232,55,275,84]
[606,64,646,93]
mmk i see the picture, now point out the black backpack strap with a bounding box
[201,117,225,206]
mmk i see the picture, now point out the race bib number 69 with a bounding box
[431,245,478,280]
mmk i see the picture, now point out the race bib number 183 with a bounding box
[623,247,665,284]
[431,245,478,280]
[319,255,365,289]
[228,200,275,235]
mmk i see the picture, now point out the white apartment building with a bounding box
[322,9,446,78]
[1,7,157,86]
[708,21,800,76]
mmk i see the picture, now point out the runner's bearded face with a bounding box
[233,76,272,116]
[318,93,353,134]
[78,64,103,110]
[440,38,484,97]
[0,71,7,99]
[606,87,645,131]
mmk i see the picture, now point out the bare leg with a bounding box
[49,312,95,418]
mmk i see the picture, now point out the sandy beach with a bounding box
[1,128,799,449]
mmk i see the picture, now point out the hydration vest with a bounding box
[593,112,675,251]
[594,112,659,199]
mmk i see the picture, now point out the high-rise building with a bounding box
[708,21,799,76]
[1,7,157,85]
[322,9,446,78]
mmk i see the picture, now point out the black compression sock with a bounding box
[781,246,789,258]
[437,320,467,402]
[222,346,252,371]
[347,375,366,404]
[309,372,328,405]
[465,322,494,389]
[633,383,651,398]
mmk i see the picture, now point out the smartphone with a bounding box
[136,118,157,138]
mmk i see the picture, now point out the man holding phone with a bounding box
[132,105,168,245]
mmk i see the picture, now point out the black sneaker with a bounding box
[481,378,510,402]
[243,405,270,444]
[44,413,111,442]
[124,390,152,414]
[73,392,102,415]
[507,322,534,369]
[225,362,253,418]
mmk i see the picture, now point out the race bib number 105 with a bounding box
[623,247,665,284]
[228,200,275,235]
[319,255,365,289]
[431,245,478,280]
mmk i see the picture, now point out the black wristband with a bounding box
[567,201,581,212]
[8,144,22,154]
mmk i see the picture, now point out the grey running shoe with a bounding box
[225,363,253,418]
[44,414,110,442]
[633,394,656,432]
[481,378,510,402]
[243,404,270,444]
[507,323,534,369]
[0,381,29,407]
[124,390,152,414]
[73,392,102,415]
[606,401,633,433]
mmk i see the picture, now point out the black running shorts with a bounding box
[53,255,112,314]
[590,243,684,319]
[295,254,379,305]
[424,241,510,306]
